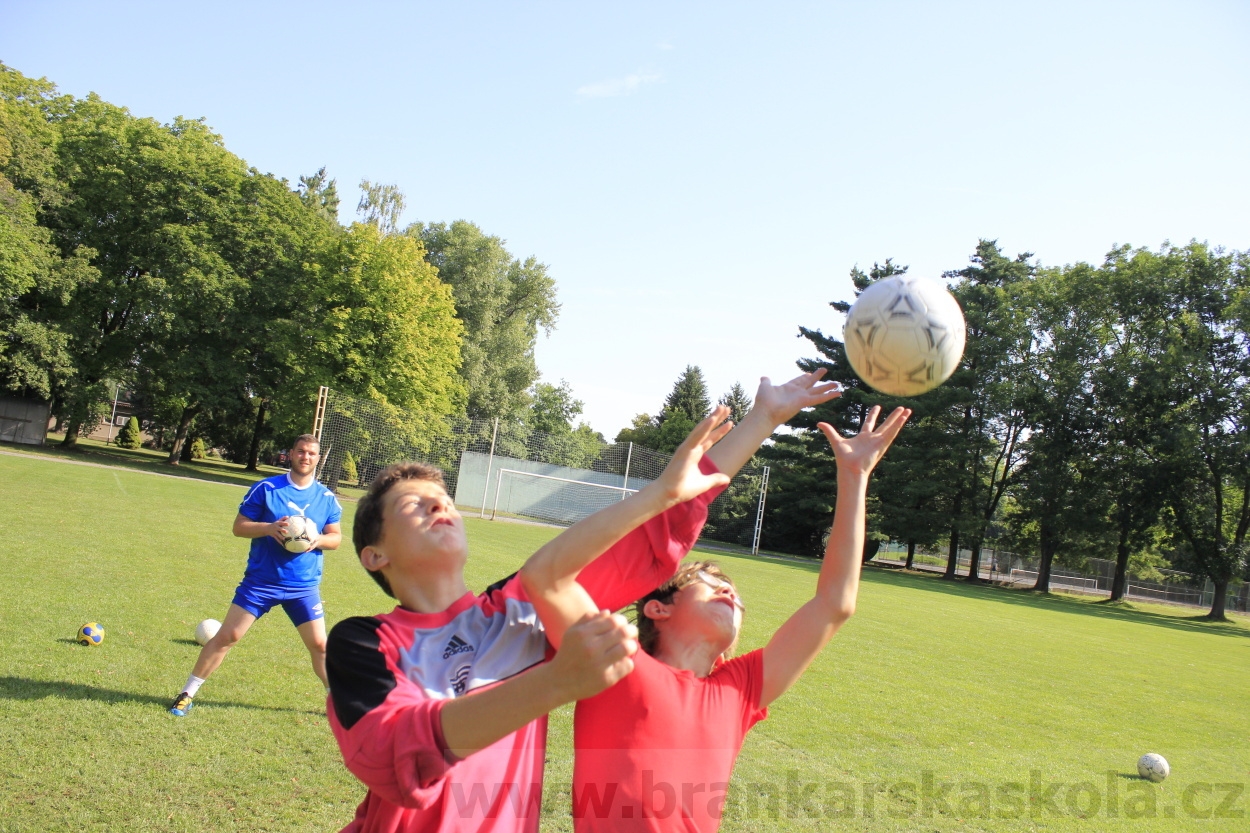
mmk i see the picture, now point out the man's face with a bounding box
[289,441,320,476]
[374,479,468,573]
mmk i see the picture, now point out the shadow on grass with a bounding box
[859,565,1250,639]
[0,675,320,714]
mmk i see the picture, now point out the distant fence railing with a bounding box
[875,542,1248,613]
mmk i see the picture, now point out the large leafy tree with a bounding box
[126,117,255,463]
[0,64,95,404]
[524,379,605,467]
[313,223,465,429]
[940,241,1033,583]
[39,98,244,446]
[411,220,559,420]
[528,379,583,434]
[1090,246,1175,601]
[1006,262,1113,591]
[229,171,345,467]
[1150,243,1249,619]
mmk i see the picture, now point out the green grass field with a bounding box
[1,449,1247,831]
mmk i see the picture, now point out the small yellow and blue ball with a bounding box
[77,622,105,646]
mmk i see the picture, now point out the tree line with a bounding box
[760,241,1248,621]
[542,241,1246,622]
[4,64,1245,619]
[0,63,565,466]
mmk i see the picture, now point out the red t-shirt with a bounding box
[571,649,768,832]
[326,462,727,833]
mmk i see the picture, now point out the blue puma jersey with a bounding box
[238,473,343,589]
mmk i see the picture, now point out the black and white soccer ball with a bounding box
[1137,753,1169,782]
[282,516,317,553]
[843,275,967,397]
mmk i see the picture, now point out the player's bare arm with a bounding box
[705,369,843,478]
[233,512,288,544]
[759,405,910,707]
[519,408,733,647]
[439,610,638,758]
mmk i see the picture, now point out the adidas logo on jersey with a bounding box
[442,635,476,659]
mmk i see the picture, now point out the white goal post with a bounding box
[1008,569,1099,593]
[1126,584,1204,605]
[490,468,638,524]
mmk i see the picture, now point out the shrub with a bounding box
[190,438,207,460]
[342,451,358,485]
[115,417,142,449]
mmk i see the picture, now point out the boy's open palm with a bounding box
[817,405,911,476]
[754,369,844,424]
[657,406,734,504]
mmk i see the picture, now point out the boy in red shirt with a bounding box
[327,372,842,832]
[519,403,910,831]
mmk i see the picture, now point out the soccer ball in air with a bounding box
[194,619,221,646]
[843,275,967,396]
[282,515,317,553]
[1137,753,1170,782]
[77,622,105,646]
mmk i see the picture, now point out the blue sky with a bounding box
[4,1,1248,436]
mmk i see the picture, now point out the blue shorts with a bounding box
[232,582,324,627]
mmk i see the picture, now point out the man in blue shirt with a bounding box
[170,433,343,716]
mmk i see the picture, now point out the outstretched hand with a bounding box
[656,405,734,504]
[754,369,844,425]
[817,406,911,476]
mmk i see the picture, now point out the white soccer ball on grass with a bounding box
[843,275,967,397]
[282,515,317,553]
[194,619,221,647]
[1137,753,1170,782]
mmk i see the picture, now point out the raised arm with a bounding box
[519,409,733,647]
[759,405,910,707]
[705,370,843,477]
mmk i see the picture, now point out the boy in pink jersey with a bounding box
[327,371,842,832]
[519,402,911,832]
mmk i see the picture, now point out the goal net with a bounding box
[1008,569,1100,593]
[488,469,637,525]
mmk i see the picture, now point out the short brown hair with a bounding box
[352,462,447,598]
[634,560,737,658]
[292,434,319,449]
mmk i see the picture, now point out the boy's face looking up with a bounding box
[669,572,744,647]
[366,479,468,581]
[640,563,743,657]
